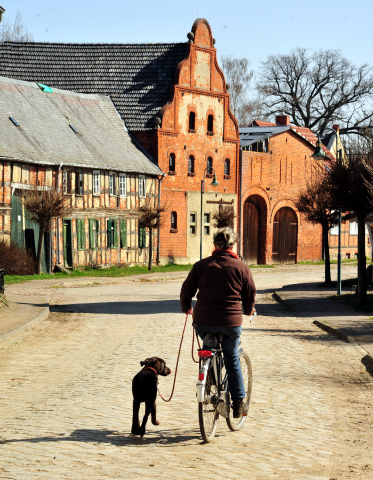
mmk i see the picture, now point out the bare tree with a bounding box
[0,12,33,42]
[138,202,167,271]
[221,56,260,126]
[212,205,235,229]
[295,163,338,285]
[23,189,72,274]
[257,48,373,138]
[327,143,373,304]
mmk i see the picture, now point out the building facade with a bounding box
[240,116,334,264]
[0,77,161,271]
[0,18,239,265]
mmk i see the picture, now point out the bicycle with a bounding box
[196,329,253,443]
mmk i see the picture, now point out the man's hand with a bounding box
[186,306,193,315]
[248,307,256,316]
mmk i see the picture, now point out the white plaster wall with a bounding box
[178,92,224,144]
[195,50,211,90]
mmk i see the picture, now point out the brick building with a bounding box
[0,18,239,265]
[239,115,334,264]
[0,76,161,271]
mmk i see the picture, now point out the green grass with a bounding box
[298,258,366,266]
[4,264,193,286]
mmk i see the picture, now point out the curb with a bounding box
[272,292,296,311]
[273,290,373,370]
[0,297,50,346]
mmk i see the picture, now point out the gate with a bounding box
[272,207,298,264]
[243,196,260,264]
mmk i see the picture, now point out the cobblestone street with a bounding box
[0,265,372,479]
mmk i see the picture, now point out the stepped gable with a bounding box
[0,42,187,131]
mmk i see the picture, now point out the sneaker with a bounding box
[232,399,249,418]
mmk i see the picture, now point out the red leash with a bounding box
[158,312,200,402]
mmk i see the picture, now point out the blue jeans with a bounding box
[193,324,245,401]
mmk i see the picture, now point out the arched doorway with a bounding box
[272,207,298,264]
[243,195,267,264]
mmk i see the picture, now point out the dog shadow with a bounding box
[0,428,203,446]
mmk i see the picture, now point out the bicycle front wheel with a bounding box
[198,361,219,443]
[226,351,252,431]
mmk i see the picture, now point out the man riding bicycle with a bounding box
[180,227,256,418]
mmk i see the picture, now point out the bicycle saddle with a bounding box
[202,333,220,349]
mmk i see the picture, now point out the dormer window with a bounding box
[207,115,214,134]
[169,153,176,174]
[189,111,196,131]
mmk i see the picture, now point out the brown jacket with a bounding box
[180,250,256,327]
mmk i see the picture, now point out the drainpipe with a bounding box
[156,172,166,264]
[56,162,63,265]
[238,147,243,259]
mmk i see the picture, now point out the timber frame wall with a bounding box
[0,160,159,270]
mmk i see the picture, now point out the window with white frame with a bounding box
[349,220,358,235]
[119,173,126,197]
[139,175,146,198]
[330,210,339,235]
[109,172,116,196]
[63,170,71,194]
[93,170,100,195]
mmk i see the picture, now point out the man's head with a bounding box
[213,227,237,250]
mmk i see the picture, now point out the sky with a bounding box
[1,0,373,79]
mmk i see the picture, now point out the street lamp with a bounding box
[200,167,219,260]
[311,128,342,295]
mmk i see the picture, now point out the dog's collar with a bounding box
[143,366,158,376]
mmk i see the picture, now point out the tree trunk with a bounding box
[36,228,45,275]
[357,213,367,305]
[148,227,153,271]
[323,223,331,284]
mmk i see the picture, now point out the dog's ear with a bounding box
[153,359,165,374]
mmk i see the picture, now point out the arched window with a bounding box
[171,211,177,230]
[224,159,230,176]
[189,111,196,131]
[207,114,214,133]
[207,157,213,175]
[169,153,175,173]
[188,155,195,174]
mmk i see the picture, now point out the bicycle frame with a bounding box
[197,349,229,411]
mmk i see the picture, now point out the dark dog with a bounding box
[131,357,171,437]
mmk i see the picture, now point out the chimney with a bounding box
[276,115,290,126]
[0,7,5,23]
[332,124,340,132]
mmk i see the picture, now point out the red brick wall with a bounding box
[133,19,240,261]
[241,130,323,263]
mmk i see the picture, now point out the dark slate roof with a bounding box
[0,76,161,175]
[0,41,187,131]
[321,132,335,151]
[239,126,290,147]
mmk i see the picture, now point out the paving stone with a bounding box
[0,265,372,478]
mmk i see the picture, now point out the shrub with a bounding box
[0,240,34,275]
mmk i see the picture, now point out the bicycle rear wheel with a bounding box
[198,361,219,443]
[226,351,252,431]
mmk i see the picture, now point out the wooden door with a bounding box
[63,219,73,267]
[243,199,259,264]
[272,207,298,264]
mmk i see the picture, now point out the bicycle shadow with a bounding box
[0,428,204,447]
